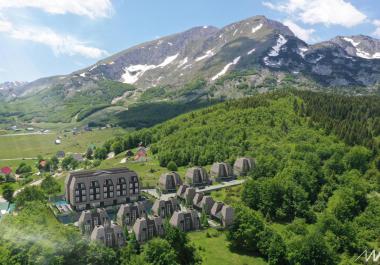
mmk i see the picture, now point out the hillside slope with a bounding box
[1,15,380,126]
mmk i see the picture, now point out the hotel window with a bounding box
[75,183,86,203]
[103,179,114,199]
[148,225,154,238]
[106,233,112,246]
[89,181,100,201]
[116,177,127,196]
[129,176,139,195]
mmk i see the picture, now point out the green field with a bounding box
[0,128,126,160]
[189,229,267,265]
[97,151,188,188]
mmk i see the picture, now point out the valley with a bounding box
[0,9,379,265]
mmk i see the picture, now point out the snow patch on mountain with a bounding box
[158,53,179,67]
[195,50,215,62]
[121,53,180,84]
[211,56,241,81]
[298,47,308,58]
[252,23,263,34]
[268,35,287,57]
[343,37,360,47]
[247,48,256,55]
[178,57,188,68]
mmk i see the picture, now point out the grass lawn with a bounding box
[211,185,243,205]
[0,128,126,159]
[96,151,188,188]
[189,229,267,265]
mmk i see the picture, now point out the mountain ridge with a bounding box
[1,15,379,126]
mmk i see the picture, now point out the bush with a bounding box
[167,161,178,171]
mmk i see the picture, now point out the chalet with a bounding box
[90,223,125,247]
[185,167,210,187]
[176,185,196,205]
[78,208,110,236]
[117,201,147,227]
[210,202,234,227]
[233,157,254,176]
[65,168,140,210]
[151,197,181,219]
[133,216,165,243]
[210,162,234,182]
[193,193,215,215]
[169,209,201,232]
[159,172,182,193]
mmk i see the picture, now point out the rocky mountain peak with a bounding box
[331,35,380,59]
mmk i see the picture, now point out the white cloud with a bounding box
[0,0,113,19]
[283,19,315,42]
[373,20,380,38]
[0,18,108,58]
[263,0,367,27]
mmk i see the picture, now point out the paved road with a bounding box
[0,157,37,161]
[0,132,53,137]
[142,179,246,200]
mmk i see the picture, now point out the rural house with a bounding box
[133,216,165,243]
[151,197,181,219]
[78,208,110,236]
[193,193,215,215]
[169,209,201,232]
[233,157,254,176]
[210,162,234,182]
[210,202,234,227]
[90,223,125,247]
[185,167,210,187]
[117,201,147,227]
[158,172,182,193]
[176,185,196,205]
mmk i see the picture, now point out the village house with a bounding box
[233,157,254,176]
[78,208,110,236]
[117,201,147,227]
[210,162,234,182]
[151,197,181,219]
[210,202,235,227]
[133,216,165,243]
[0,167,12,177]
[158,172,182,193]
[185,167,210,187]
[176,185,196,205]
[193,193,215,215]
[90,223,125,247]
[170,209,201,232]
[65,168,140,210]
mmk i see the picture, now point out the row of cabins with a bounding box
[78,208,125,247]
[159,157,254,193]
[178,186,234,227]
[78,194,233,246]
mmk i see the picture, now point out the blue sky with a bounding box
[0,0,379,82]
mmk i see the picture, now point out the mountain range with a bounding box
[1,15,379,126]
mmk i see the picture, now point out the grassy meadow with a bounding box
[189,229,267,265]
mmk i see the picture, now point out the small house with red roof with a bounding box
[0,167,12,176]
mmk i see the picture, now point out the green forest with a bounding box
[0,90,379,265]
